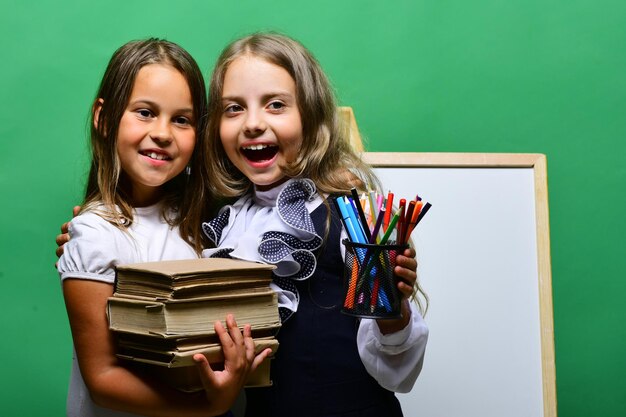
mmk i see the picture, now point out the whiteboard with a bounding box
[364,153,556,417]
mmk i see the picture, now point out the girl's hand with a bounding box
[193,314,271,412]
[55,206,81,265]
[376,246,417,334]
[394,246,417,300]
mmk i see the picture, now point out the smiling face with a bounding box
[219,55,303,191]
[112,64,196,206]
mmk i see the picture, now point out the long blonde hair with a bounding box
[83,38,211,253]
[205,32,428,312]
[205,32,377,197]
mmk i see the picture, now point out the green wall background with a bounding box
[1,1,624,415]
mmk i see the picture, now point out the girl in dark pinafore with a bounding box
[201,32,429,417]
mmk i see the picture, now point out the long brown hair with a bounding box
[83,38,210,253]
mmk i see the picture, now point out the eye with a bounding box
[224,103,244,114]
[267,101,286,112]
[137,109,154,118]
[173,116,192,126]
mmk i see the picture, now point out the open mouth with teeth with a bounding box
[140,151,171,161]
[241,144,278,162]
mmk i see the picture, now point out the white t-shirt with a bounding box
[57,203,198,417]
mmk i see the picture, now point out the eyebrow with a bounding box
[221,92,296,102]
[129,99,194,114]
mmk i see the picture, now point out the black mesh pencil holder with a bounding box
[341,239,408,319]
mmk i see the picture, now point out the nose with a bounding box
[243,109,267,137]
[150,118,173,145]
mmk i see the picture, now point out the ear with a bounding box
[93,98,104,130]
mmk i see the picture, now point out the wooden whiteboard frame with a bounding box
[364,152,556,417]
[338,106,365,152]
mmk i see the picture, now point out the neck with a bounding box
[254,176,290,192]
[119,176,164,208]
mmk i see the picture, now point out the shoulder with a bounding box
[57,210,130,283]
[69,210,118,235]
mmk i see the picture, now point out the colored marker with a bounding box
[370,205,385,244]
[404,200,423,241]
[383,191,394,232]
[350,188,372,242]
[402,200,416,244]
[344,196,367,243]
[415,201,431,225]
[368,190,378,223]
[344,256,359,309]
[335,196,361,243]
[357,209,401,293]
[379,209,401,245]
[397,199,406,244]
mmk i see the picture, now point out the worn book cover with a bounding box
[108,290,280,336]
[117,336,279,368]
[115,325,281,351]
[115,258,276,299]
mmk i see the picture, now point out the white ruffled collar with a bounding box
[201,179,324,316]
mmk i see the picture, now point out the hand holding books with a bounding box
[108,258,281,391]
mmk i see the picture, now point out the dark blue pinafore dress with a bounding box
[245,201,403,417]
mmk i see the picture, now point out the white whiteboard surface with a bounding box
[365,153,556,417]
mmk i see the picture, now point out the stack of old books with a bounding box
[107,257,280,392]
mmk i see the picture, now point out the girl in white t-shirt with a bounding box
[57,38,269,417]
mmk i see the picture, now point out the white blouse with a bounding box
[202,179,429,392]
[58,203,198,282]
[57,203,198,417]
